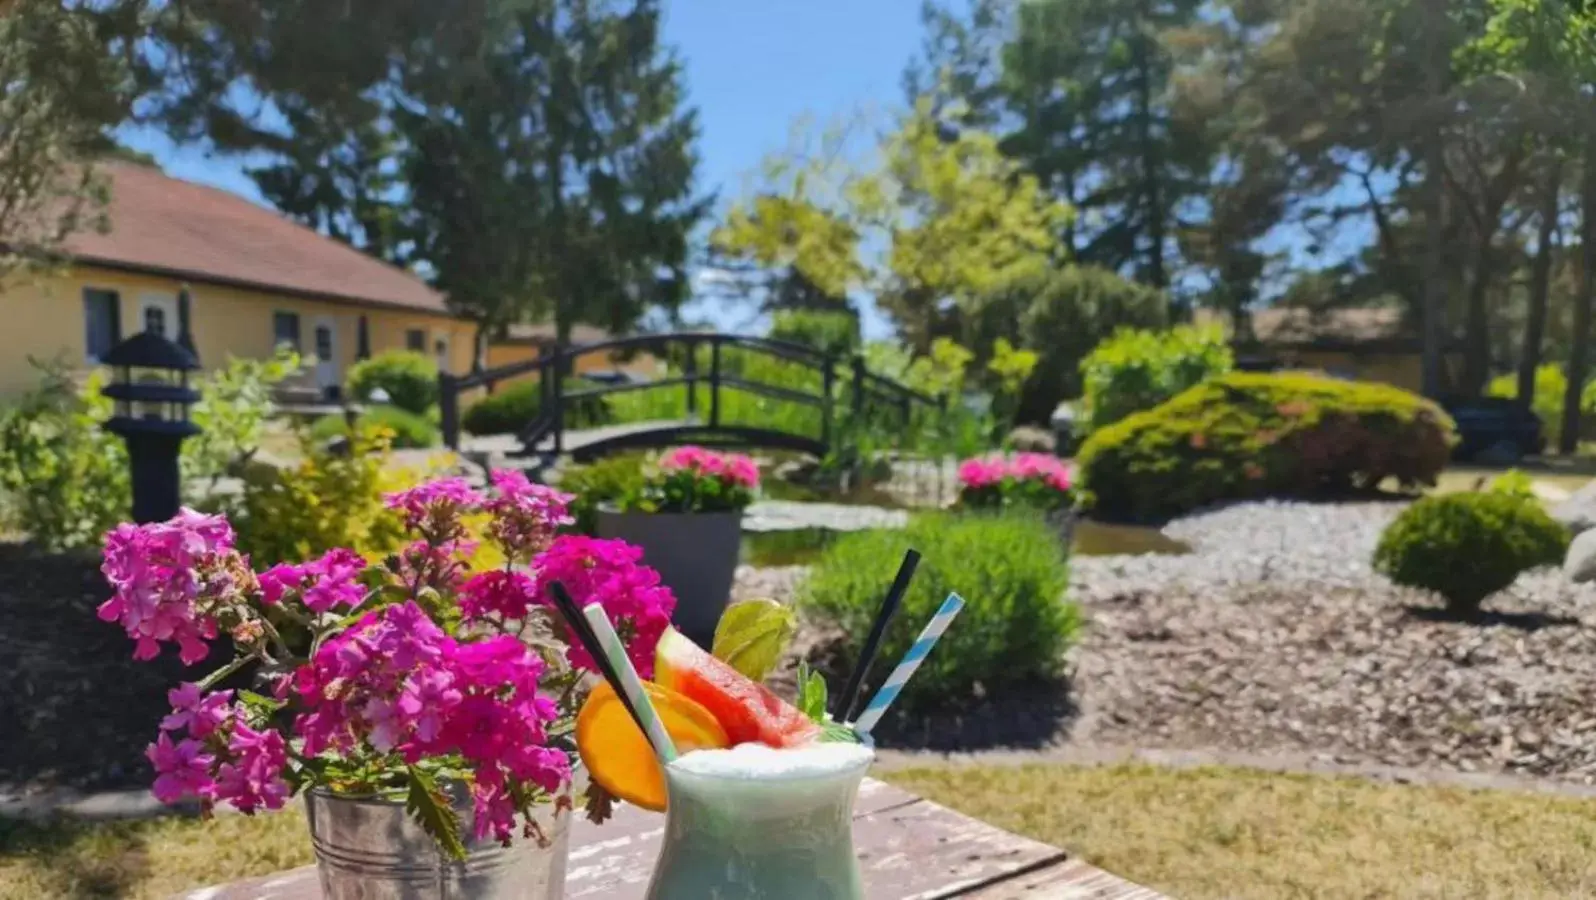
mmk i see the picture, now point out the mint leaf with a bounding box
[404,765,467,860]
[818,721,862,744]
[796,662,828,724]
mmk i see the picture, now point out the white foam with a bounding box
[670,742,874,780]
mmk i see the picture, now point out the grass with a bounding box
[9,763,1596,898]
[0,807,311,900]
[883,763,1596,900]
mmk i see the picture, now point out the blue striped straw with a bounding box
[850,593,966,735]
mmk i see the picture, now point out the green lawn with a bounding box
[6,763,1596,899]
[884,763,1596,900]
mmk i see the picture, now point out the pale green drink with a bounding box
[644,742,873,899]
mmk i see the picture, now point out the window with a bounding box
[315,324,334,361]
[83,289,121,363]
[144,305,167,336]
[274,312,301,351]
[406,329,426,352]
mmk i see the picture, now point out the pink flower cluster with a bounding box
[482,470,573,561]
[98,509,248,664]
[260,548,367,613]
[293,602,568,841]
[659,445,760,489]
[534,536,675,678]
[148,682,289,814]
[957,453,1072,492]
[385,477,484,539]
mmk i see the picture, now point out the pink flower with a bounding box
[957,457,1006,489]
[483,471,573,561]
[160,684,234,738]
[535,536,674,678]
[259,548,368,614]
[99,509,242,665]
[213,723,289,814]
[147,732,216,804]
[659,446,760,489]
[385,477,484,540]
[460,570,540,621]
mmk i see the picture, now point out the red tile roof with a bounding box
[65,162,452,315]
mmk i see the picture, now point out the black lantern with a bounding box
[101,331,203,523]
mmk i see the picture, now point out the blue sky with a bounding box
[119,1,927,337]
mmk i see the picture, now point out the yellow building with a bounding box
[1203,307,1463,394]
[0,161,478,399]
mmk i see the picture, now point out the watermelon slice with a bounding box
[654,628,820,748]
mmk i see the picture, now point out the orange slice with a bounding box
[576,680,730,811]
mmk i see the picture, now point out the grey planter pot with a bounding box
[596,507,743,648]
[306,784,570,900]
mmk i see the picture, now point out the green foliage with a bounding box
[986,337,1038,432]
[227,427,408,564]
[1014,266,1168,423]
[624,459,756,515]
[1076,372,1456,522]
[556,454,649,536]
[1373,492,1568,616]
[310,406,438,449]
[1487,364,1596,448]
[184,348,301,486]
[767,310,861,359]
[0,362,128,549]
[404,765,466,861]
[1489,469,1538,502]
[1079,325,1233,434]
[461,378,612,436]
[347,350,438,415]
[800,512,1078,714]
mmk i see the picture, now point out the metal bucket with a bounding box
[305,785,570,900]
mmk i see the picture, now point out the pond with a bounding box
[739,519,1190,568]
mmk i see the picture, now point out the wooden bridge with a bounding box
[438,332,945,462]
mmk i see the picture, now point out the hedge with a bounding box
[1076,372,1456,522]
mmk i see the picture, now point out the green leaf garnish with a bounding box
[404,765,467,860]
[819,721,863,744]
[713,598,797,682]
[796,662,828,723]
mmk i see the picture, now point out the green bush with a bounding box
[767,309,860,359]
[0,362,128,550]
[1076,372,1455,522]
[1486,364,1596,449]
[1373,492,1568,616]
[347,350,437,415]
[800,512,1078,714]
[462,378,612,436]
[1078,324,1232,434]
[556,453,649,535]
[184,347,301,486]
[310,405,439,448]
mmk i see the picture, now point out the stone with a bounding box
[1551,479,1596,536]
[1565,529,1596,584]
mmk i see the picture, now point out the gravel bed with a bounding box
[1072,501,1596,782]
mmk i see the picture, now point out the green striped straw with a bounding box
[582,603,678,763]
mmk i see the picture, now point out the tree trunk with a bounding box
[1131,5,1166,293]
[1560,151,1596,455]
[1518,160,1561,405]
[1460,230,1495,396]
[1417,0,1449,399]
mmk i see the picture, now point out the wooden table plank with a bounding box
[174,779,1168,900]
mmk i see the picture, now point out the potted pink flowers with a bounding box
[595,446,758,648]
[957,453,1076,542]
[98,471,673,899]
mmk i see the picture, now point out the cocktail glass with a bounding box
[645,743,873,899]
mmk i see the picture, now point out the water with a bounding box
[741,519,1190,568]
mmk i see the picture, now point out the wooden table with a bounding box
[180,779,1168,899]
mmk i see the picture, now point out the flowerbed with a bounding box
[957,453,1072,511]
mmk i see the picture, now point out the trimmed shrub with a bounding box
[1373,492,1568,616]
[800,512,1078,714]
[347,350,438,415]
[311,405,439,448]
[1078,324,1232,434]
[1076,372,1455,522]
[556,453,649,535]
[461,378,612,436]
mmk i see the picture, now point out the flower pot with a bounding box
[596,507,742,648]
[305,785,570,900]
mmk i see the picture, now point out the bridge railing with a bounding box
[438,331,944,458]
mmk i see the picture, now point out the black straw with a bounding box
[834,548,921,721]
[546,581,656,753]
